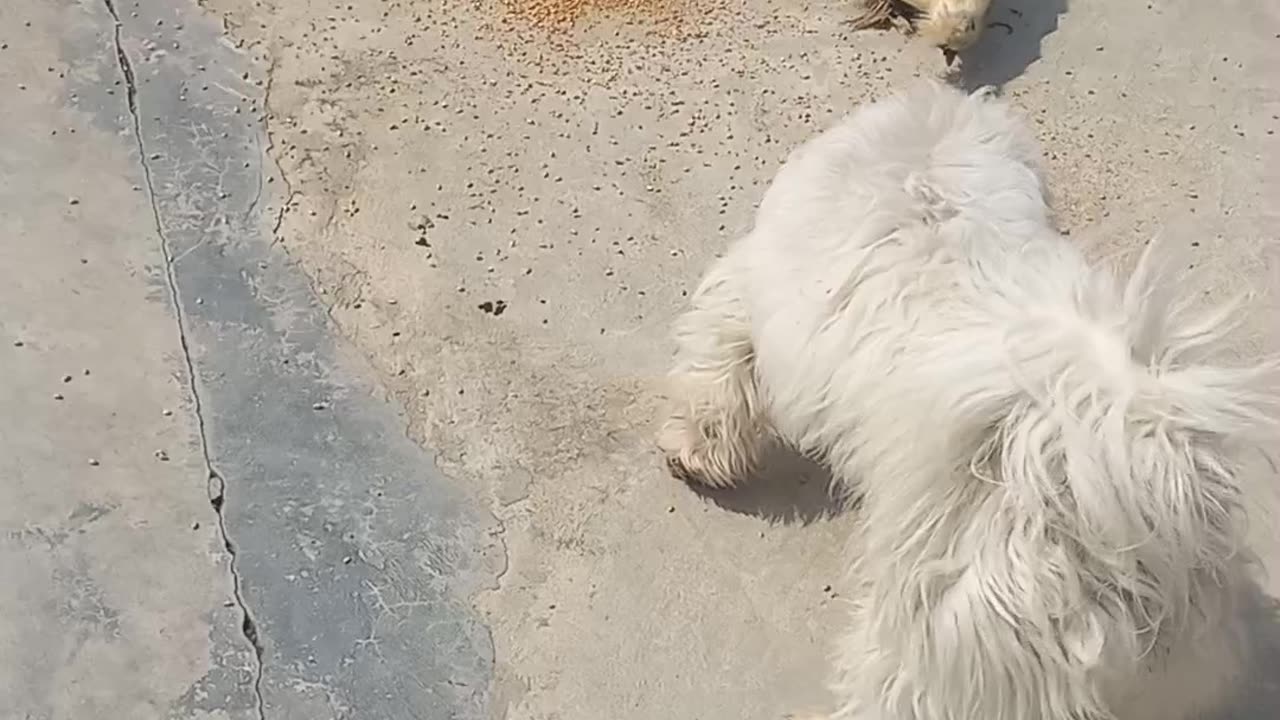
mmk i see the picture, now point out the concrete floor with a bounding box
[0,0,1277,718]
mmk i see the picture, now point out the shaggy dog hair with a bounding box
[659,82,1276,720]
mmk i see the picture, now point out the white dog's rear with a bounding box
[660,82,1275,719]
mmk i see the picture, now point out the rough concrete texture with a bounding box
[196,0,1280,717]
[2,0,1278,718]
[0,2,258,718]
[3,0,498,718]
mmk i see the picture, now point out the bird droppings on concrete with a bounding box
[478,299,509,316]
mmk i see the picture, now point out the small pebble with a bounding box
[62,374,72,383]
[68,197,80,205]
[312,401,327,410]
[53,393,64,400]
[192,522,200,530]
[88,458,100,467]
[162,408,173,417]
[155,449,170,461]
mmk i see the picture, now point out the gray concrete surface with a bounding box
[0,3,258,717]
[2,0,499,718]
[1,0,1278,718]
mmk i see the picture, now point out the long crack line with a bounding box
[101,2,266,717]
[256,53,297,245]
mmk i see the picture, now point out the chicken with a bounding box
[850,0,994,66]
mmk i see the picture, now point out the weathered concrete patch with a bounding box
[17,0,505,717]
[0,1,256,717]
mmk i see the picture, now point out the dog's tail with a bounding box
[970,240,1278,660]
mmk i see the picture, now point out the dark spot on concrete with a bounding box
[478,300,508,316]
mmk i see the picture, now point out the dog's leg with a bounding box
[659,255,765,488]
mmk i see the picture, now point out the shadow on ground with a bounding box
[1224,587,1280,719]
[685,445,849,525]
[953,0,1070,90]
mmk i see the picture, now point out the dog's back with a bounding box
[743,83,1064,468]
[735,83,1274,719]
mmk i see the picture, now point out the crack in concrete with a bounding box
[101,1,267,717]
[246,52,511,702]
[254,54,297,246]
[213,23,510,712]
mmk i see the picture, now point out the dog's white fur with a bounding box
[660,82,1276,720]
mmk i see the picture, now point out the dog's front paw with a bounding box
[657,415,744,489]
[664,453,702,485]
[660,436,738,489]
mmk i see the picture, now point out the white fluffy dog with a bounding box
[659,82,1275,720]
